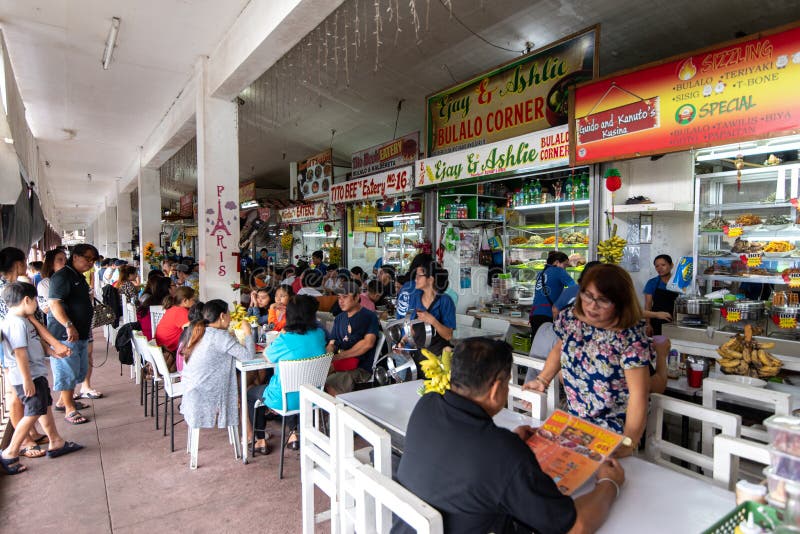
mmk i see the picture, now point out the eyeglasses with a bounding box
[81,255,97,263]
[579,289,614,309]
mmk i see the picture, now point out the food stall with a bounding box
[417,27,599,323]
[339,133,423,272]
[332,166,422,272]
[278,201,338,265]
[571,23,800,373]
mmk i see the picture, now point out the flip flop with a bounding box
[55,401,90,412]
[47,441,84,458]
[20,445,46,458]
[64,411,88,425]
[78,391,103,399]
[0,454,27,475]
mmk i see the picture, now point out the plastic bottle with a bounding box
[566,175,574,200]
[478,204,486,220]
[533,179,542,203]
[487,201,496,220]
[439,204,445,220]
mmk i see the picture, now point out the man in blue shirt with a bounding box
[325,282,380,395]
[529,251,575,337]
[255,248,269,268]
[311,250,328,275]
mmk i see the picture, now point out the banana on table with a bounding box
[717,334,782,379]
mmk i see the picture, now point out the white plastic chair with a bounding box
[340,459,443,534]
[187,424,242,470]
[479,317,510,339]
[508,382,547,421]
[149,344,185,452]
[337,405,392,534]
[511,354,559,416]
[300,385,343,534]
[646,393,741,481]
[712,434,771,490]
[702,377,791,447]
[150,305,165,335]
[266,354,334,479]
[133,333,158,420]
[455,313,476,328]
[127,301,141,383]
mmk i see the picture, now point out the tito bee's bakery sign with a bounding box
[572,23,800,164]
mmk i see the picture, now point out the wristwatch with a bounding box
[65,321,74,328]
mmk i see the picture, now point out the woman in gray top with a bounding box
[180,300,254,429]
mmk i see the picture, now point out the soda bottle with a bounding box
[565,175,574,200]
[533,179,542,203]
[440,204,445,220]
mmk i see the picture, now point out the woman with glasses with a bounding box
[525,264,652,457]
[405,261,456,359]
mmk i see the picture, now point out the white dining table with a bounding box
[235,355,275,464]
[339,380,736,533]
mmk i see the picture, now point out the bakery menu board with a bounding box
[526,410,624,495]
[299,149,333,201]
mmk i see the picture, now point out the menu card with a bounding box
[526,410,624,495]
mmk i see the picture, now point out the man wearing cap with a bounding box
[174,263,191,287]
[325,281,380,395]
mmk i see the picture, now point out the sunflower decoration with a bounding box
[143,241,165,266]
[280,232,294,251]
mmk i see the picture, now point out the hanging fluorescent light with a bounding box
[240,200,259,209]
[102,17,121,70]
[3,137,13,144]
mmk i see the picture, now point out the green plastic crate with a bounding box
[701,501,781,534]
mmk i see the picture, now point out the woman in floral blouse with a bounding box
[525,264,652,457]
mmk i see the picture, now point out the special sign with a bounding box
[573,23,800,164]
[329,165,414,204]
[279,202,328,224]
[351,133,419,178]
[417,126,569,187]
[426,28,597,156]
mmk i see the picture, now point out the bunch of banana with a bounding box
[418,347,453,395]
[229,303,258,330]
[597,224,627,264]
[717,326,782,379]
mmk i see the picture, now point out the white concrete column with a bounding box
[138,166,161,278]
[116,181,133,258]
[105,202,118,257]
[96,211,107,256]
[196,57,239,303]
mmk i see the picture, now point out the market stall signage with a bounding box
[573,23,800,164]
[352,132,419,178]
[279,202,328,224]
[783,271,800,288]
[298,149,333,201]
[329,165,414,204]
[239,180,256,203]
[417,125,569,187]
[426,27,597,156]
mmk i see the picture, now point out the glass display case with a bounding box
[505,168,592,288]
[379,212,424,273]
[694,140,800,337]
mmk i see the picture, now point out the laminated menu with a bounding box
[526,410,624,495]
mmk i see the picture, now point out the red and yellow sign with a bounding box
[427,28,597,156]
[278,202,328,224]
[572,23,800,164]
[740,252,763,267]
[774,314,798,329]
[723,224,743,237]
[783,271,800,288]
[329,165,414,204]
[723,310,742,323]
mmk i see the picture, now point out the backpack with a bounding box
[114,321,141,365]
[102,284,122,328]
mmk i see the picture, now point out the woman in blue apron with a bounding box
[643,254,677,336]
[529,251,575,337]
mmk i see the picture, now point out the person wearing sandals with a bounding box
[1,282,83,474]
[179,300,255,445]
[47,244,99,425]
[0,247,72,455]
[246,295,326,454]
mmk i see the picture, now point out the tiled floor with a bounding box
[0,330,321,533]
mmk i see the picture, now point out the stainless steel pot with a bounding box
[508,286,533,302]
[674,295,712,316]
[725,300,765,321]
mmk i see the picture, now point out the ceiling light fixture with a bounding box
[3,137,13,144]
[102,17,121,70]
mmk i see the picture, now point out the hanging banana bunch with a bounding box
[597,223,626,264]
